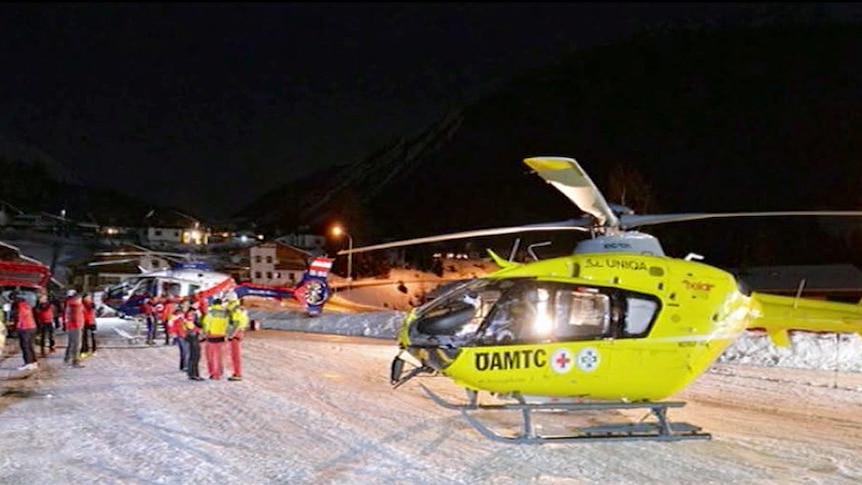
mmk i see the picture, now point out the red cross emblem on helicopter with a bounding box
[550,348,573,374]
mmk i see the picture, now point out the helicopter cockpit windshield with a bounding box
[408,278,661,349]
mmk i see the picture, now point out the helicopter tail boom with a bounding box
[749,291,862,346]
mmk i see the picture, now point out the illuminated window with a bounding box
[554,290,610,340]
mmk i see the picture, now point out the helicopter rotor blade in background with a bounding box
[92,250,193,263]
[87,258,141,267]
[523,156,620,229]
[337,219,592,256]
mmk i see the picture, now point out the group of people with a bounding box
[7,287,251,381]
[9,288,98,371]
[160,291,250,381]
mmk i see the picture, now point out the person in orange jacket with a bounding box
[80,293,98,356]
[10,292,37,370]
[167,307,189,372]
[33,293,55,355]
[63,290,85,368]
[140,297,157,345]
[159,298,176,345]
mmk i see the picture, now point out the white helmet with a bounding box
[66,289,77,297]
[225,291,238,302]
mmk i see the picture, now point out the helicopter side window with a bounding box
[554,290,610,340]
[131,280,152,297]
[623,297,657,336]
[481,292,532,344]
[414,290,486,339]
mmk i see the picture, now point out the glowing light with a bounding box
[331,224,353,286]
[533,288,554,336]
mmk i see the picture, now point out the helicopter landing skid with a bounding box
[419,384,711,444]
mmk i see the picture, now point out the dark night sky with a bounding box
[2,3,860,220]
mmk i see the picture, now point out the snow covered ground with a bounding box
[1,311,861,484]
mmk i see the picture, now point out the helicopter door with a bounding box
[552,288,611,341]
[539,286,613,384]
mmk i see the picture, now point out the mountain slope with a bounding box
[0,137,154,225]
[238,21,862,267]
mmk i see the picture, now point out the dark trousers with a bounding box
[81,325,97,354]
[186,334,201,378]
[18,328,37,365]
[37,322,55,352]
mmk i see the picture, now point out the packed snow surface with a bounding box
[1,310,861,485]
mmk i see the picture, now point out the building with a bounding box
[275,233,326,255]
[142,209,208,248]
[249,241,313,286]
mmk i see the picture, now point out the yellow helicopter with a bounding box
[340,156,862,444]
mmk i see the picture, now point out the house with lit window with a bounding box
[142,209,208,248]
[249,241,313,286]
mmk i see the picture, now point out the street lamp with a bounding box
[331,225,353,286]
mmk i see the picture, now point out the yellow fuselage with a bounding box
[400,253,753,402]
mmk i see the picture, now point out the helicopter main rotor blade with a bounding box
[524,156,620,229]
[88,258,140,266]
[337,219,592,256]
[93,250,192,262]
[619,211,862,229]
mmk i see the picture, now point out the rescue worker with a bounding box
[140,297,156,345]
[34,293,56,355]
[167,307,189,372]
[184,299,204,381]
[161,297,176,345]
[226,293,249,381]
[63,290,85,368]
[201,297,229,380]
[11,292,38,370]
[80,293,98,356]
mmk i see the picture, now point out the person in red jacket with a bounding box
[10,292,37,370]
[80,293,98,356]
[160,298,176,345]
[33,293,55,355]
[63,290,85,368]
[167,307,188,371]
[140,298,157,345]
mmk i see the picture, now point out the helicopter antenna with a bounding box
[508,238,521,262]
[794,278,806,309]
[527,241,552,261]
